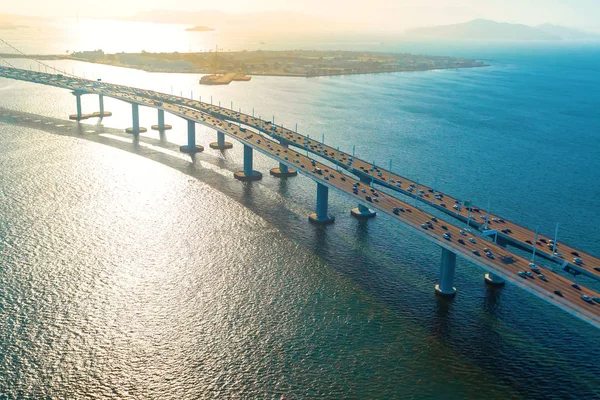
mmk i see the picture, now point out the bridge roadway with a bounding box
[116,88,600,282]
[2,66,600,328]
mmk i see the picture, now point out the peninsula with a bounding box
[0,50,488,80]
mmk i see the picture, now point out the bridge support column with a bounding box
[99,95,104,116]
[209,130,233,150]
[351,203,377,219]
[69,91,85,120]
[351,178,375,218]
[485,236,507,286]
[92,94,112,119]
[309,183,335,224]
[180,119,204,153]
[125,103,147,135]
[234,144,262,181]
[270,140,297,177]
[151,109,172,132]
[435,248,457,297]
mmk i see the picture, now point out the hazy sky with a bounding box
[5,0,600,31]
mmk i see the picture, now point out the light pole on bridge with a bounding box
[532,225,539,262]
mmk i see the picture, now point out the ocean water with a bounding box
[0,21,600,398]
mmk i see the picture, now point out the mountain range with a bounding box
[405,19,598,41]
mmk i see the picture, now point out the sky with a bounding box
[3,0,600,31]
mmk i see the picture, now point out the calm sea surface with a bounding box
[0,21,599,399]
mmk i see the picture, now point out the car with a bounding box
[469,238,477,244]
[393,208,400,215]
[460,230,467,236]
[365,196,372,202]
[486,252,495,260]
[540,238,547,243]
[441,225,448,230]
[398,208,405,213]
[573,257,583,265]
[426,221,434,228]
[421,224,428,230]
[582,295,593,304]
[593,297,600,304]
[458,239,466,245]
[341,177,346,182]
[524,271,533,278]
[373,198,379,203]
[571,251,580,257]
[572,283,581,290]
[554,252,563,258]
[525,240,533,244]
[472,250,481,256]
[518,271,527,278]
[431,217,438,222]
[361,189,366,193]
[538,274,548,282]
[443,233,451,241]
[483,247,490,253]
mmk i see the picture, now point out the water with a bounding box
[1,21,600,398]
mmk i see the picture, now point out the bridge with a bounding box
[2,64,600,330]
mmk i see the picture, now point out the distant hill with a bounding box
[404,19,593,41]
[537,23,599,40]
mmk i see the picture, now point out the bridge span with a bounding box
[2,65,600,329]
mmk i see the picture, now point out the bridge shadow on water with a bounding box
[2,109,600,398]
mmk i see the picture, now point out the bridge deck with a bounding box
[152,94,600,282]
[2,66,600,328]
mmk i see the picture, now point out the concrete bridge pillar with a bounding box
[125,103,147,135]
[209,130,233,150]
[94,94,112,119]
[76,94,82,119]
[485,236,507,286]
[351,177,376,218]
[151,109,172,132]
[309,183,335,224]
[234,144,262,181]
[69,91,84,120]
[180,119,204,153]
[270,140,297,177]
[435,248,457,297]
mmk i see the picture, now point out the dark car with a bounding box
[554,290,563,297]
